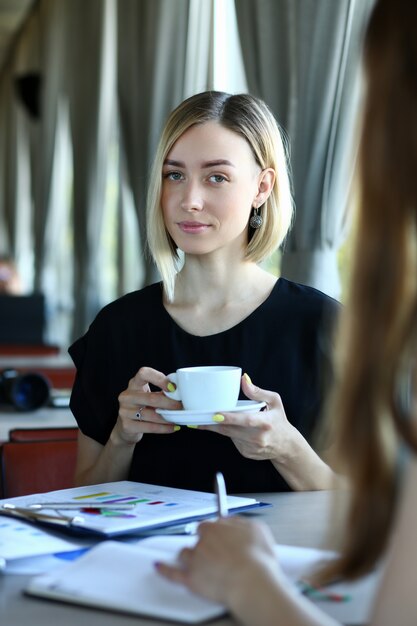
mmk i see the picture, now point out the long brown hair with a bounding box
[324,0,417,580]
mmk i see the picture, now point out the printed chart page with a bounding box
[0,481,260,536]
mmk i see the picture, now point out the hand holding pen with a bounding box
[156,479,277,606]
[213,474,350,604]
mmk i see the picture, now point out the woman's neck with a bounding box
[163,257,277,336]
[174,258,270,306]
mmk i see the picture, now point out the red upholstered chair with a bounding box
[8,427,78,442]
[0,438,77,498]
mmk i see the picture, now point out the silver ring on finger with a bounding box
[135,406,145,421]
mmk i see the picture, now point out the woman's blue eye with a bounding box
[165,171,183,181]
[210,174,226,183]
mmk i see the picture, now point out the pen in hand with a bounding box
[214,471,228,518]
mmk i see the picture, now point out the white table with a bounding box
[0,353,73,369]
[0,407,76,441]
[0,352,76,439]
[0,490,351,626]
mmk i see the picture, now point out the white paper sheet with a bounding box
[0,480,260,536]
[26,536,382,625]
[0,516,93,561]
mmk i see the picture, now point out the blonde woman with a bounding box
[69,91,338,493]
[158,2,417,624]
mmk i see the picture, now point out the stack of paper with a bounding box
[25,536,381,624]
[0,480,264,537]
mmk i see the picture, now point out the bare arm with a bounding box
[74,430,136,486]
[200,375,338,491]
[158,458,417,625]
[73,367,181,486]
[369,455,417,626]
[270,426,338,491]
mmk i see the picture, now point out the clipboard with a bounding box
[0,480,270,538]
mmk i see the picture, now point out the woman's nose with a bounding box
[180,181,203,211]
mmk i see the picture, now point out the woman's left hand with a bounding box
[200,374,297,461]
[199,375,335,490]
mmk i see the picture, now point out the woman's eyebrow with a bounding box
[163,158,235,168]
[163,159,185,167]
[202,159,235,168]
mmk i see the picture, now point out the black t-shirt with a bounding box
[69,278,339,493]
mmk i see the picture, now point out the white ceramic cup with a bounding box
[163,365,242,411]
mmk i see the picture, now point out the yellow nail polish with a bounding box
[187,424,198,429]
[174,425,181,431]
[212,414,225,422]
[167,382,176,392]
[243,373,252,385]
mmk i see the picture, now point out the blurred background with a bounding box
[0,0,374,350]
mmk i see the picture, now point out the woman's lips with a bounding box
[177,221,211,234]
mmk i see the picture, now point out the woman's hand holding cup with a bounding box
[115,366,183,445]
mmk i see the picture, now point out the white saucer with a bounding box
[156,400,266,426]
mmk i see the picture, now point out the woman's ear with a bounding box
[254,168,275,206]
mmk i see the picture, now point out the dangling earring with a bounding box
[250,206,263,229]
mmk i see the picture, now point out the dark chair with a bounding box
[0,438,77,498]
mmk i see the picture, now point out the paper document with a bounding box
[26,538,225,624]
[26,536,381,625]
[0,516,94,562]
[0,480,263,537]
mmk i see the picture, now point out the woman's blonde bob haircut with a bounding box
[146,91,294,300]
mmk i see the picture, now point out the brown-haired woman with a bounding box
[157,1,417,624]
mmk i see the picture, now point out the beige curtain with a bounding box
[65,0,116,339]
[0,15,37,288]
[30,0,66,299]
[117,0,211,284]
[235,0,375,298]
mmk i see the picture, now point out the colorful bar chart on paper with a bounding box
[0,481,260,537]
